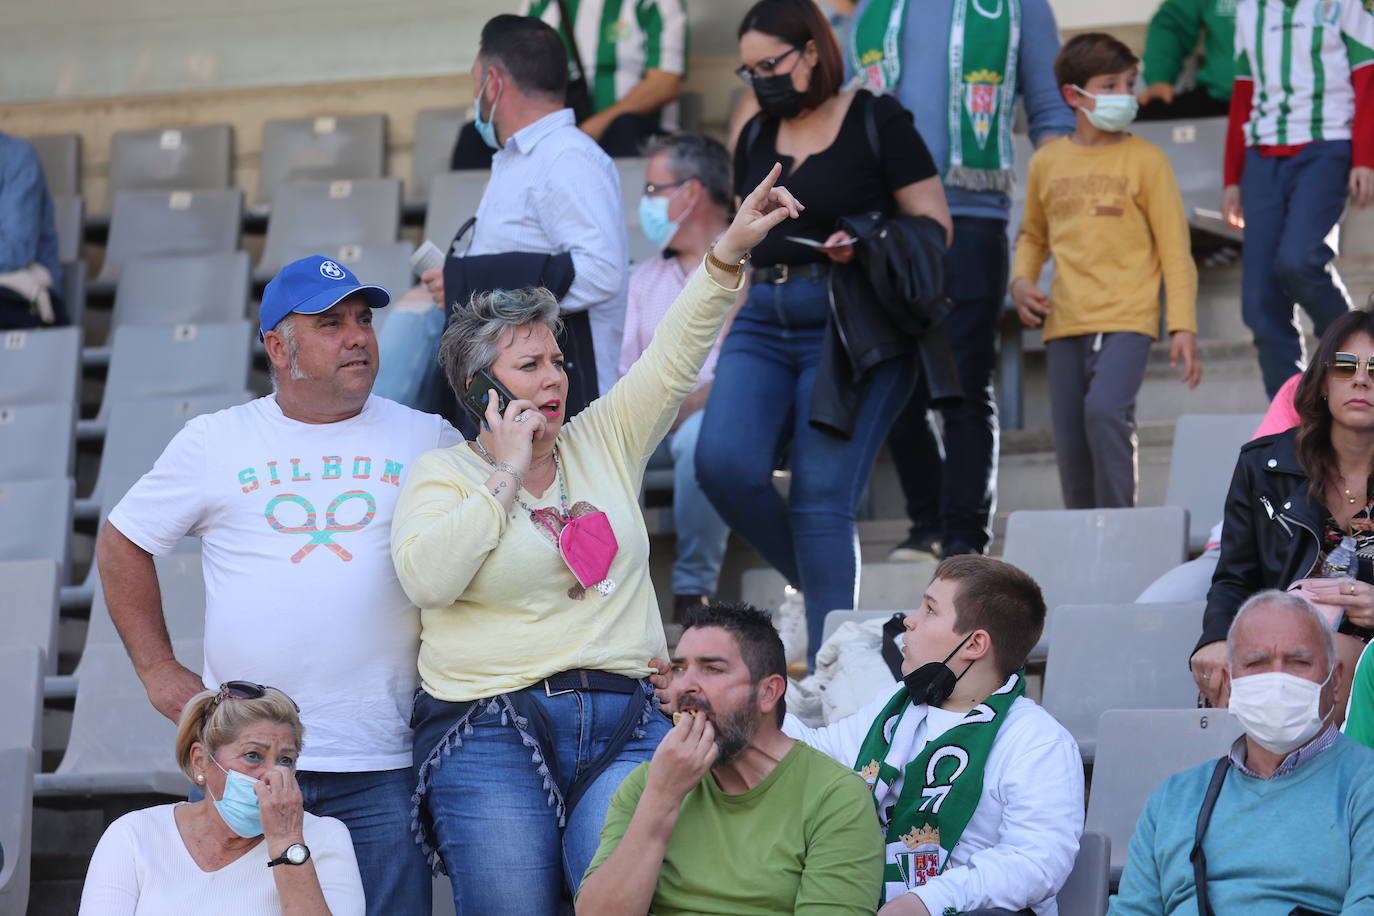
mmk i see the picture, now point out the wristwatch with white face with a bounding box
[267,843,311,867]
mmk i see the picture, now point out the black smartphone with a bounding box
[461,368,516,430]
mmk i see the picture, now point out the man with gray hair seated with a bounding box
[1110,589,1374,915]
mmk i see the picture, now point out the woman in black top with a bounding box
[696,0,951,668]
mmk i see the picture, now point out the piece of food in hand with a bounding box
[673,710,699,726]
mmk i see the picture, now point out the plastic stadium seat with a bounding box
[0,645,43,759]
[256,113,386,209]
[423,170,489,257]
[83,553,205,652]
[1085,708,1242,880]
[97,189,243,285]
[110,252,252,330]
[257,178,402,277]
[61,260,86,333]
[821,609,901,645]
[1041,603,1205,760]
[0,478,73,580]
[279,241,415,303]
[52,194,84,266]
[35,638,202,797]
[1165,414,1265,553]
[614,157,657,265]
[0,326,81,406]
[107,124,233,206]
[1055,831,1110,916]
[1131,119,1228,231]
[79,320,252,437]
[0,559,60,674]
[27,132,80,197]
[0,745,35,916]
[410,107,466,208]
[0,401,76,480]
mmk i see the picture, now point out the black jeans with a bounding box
[886,215,1007,554]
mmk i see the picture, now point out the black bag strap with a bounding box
[553,0,590,87]
[880,613,906,680]
[1190,756,1231,916]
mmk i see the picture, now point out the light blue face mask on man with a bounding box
[637,185,693,251]
[210,757,265,838]
[474,72,503,150]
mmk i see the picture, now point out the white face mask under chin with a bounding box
[1227,669,1333,755]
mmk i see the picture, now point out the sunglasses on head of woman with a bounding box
[1328,352,1374,380]
[201,680,300,726]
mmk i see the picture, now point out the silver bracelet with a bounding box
[492,462,524,487]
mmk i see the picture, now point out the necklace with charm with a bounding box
[472,439,568,517]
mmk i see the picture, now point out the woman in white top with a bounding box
[79,681,364,915]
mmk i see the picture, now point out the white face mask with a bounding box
[1228,669,1332,755]
[1072,86,1139,132]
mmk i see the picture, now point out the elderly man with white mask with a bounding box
[1111,589,1374,915]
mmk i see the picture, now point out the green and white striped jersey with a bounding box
[1234,0,1374,145]
[523,0,688,123]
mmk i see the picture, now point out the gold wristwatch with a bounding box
[706,244,751,279]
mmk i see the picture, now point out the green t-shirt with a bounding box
[583,742,884,915]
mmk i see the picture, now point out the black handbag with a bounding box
[554,0,595,122]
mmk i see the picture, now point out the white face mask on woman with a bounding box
[1227,669,1333,755]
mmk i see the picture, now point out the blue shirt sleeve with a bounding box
[1017,0,1076,145]
[0,135,61,284]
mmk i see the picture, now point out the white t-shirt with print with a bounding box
[108,395,462,772]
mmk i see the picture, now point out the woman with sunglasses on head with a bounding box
[1192,309,1374,715]
[696,0,952,668]
[79,682,363,915]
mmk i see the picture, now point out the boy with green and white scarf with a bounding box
[783,556,1084,915]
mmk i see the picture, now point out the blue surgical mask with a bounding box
[474,72,503,150]
[637,185,693,251]
[1073,86,1139,132]
[210,758,264,838]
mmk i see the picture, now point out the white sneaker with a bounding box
[775,585,808,668]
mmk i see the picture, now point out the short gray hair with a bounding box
[642,132,732,210]
[1227,588,1336,675]
[267,314,299,391]
[438,287,562,396]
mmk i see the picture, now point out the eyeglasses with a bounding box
[735,46,802,84]
[642,177,690,196]
[1328,352,1374,380]
[201,680,300,726]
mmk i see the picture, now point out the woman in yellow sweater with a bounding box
[390,165,801,914]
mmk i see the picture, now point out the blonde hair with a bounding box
[174,685,304,782]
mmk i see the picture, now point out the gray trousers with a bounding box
[1045,331,1153,509]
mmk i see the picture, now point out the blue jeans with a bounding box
[412,684,668,915]
[886,216,1007,553]
[696,275,917,662]
[647,409,730,596]
[373,301,449,414]
[1240,140,1353,397]
[297,768,432,916]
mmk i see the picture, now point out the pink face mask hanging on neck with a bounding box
[532,508,619,596]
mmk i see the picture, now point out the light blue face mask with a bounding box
[637,185,693,251]
[474,72,503,150]
[1073,86,1139,132]
[210,757,264,838]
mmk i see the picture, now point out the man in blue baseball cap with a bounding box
[96,254,463,915]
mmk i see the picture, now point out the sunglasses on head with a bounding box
[201,680,300,726]
[1328,352,1374,380]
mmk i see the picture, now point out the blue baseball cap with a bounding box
[258,255,391,339]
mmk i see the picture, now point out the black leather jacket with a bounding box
[1198,427,1373,653]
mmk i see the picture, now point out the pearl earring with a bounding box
[196,774,205,784]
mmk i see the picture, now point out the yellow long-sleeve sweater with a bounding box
[1011,134,1198,342]
[391,263,741,703]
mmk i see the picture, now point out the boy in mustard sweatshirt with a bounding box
[1012,32,1201,510]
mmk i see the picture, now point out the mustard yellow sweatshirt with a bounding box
[391,263,741,703]
[1011,134,1198,342]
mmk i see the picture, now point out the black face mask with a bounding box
[903,632,975,707]
[753,73,807,120]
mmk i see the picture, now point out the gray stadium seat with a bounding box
[256,113,386,208]
[0,401,76,480]
[107,124,233,207]
[1003,507,1189,658]
[0,559,60,674]
[0,745,35,916]
[410,107,466,208]
[27,132,80,197]
[257,178,402,277]
[678,90,704,132]
[35,638,202,797]
[1165,413,1265,553]
[110,252,252,330]
[97,189,244,285]
[1041,603,1205,760]
[821,609,901,645]
[0,326,81,405]
[1130,118,1228,233]
[52,194,83,265]
[1085,708,1242,879]
[0,478,72,580]
[279,241,415,304]
[1056,831,1110,916]
[83,553,205,653]
[61,260,86,332]
[423,170,489,257]
[614,157,657,265]
[0,645,44,758]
